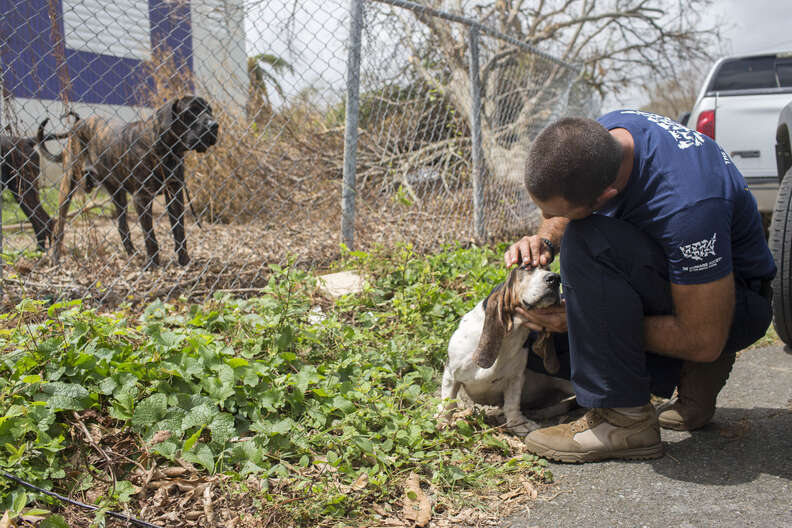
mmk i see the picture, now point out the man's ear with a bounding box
[599,186,619,202]
[592,185,619,209]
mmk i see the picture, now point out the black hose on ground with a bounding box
[0,471,163,528]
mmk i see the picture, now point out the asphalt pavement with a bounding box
[501,344,792,528]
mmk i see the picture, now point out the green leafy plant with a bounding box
[0,244,552,525]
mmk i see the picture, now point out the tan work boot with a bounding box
[522,404,663,463]
[658,351,736,431]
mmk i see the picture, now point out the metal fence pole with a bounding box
[342,0,364,250]
[0,176,3,300]
[468,26,485,242]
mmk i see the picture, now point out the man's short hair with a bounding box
[525,117,623,206]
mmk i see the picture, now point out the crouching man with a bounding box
[505,111,775,462]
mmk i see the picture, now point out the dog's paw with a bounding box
[178,252,190,266]
[50,246,63,265]
[143,257,160,271]
[505,416,541,437]
[434,404,455,429]
[436,406,473,430]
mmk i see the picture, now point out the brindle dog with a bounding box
[0,126,70,251]
[39,96,219,268]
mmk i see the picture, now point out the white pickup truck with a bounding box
[687,52,792,213]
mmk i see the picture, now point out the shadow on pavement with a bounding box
[650,406,792,485]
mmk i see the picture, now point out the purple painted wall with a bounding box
[0,0,193,107]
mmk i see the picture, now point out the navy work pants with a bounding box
[526,214,773,408]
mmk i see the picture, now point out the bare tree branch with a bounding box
[372,0,719,184]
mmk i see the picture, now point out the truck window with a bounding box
[777,58,792,88]
[710,56,776,91]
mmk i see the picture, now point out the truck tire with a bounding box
[769,167,792,345]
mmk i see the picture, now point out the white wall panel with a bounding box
[62,0,151,60]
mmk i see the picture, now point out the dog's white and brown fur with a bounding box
[439,266,574,436]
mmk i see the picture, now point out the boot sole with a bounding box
[658,411,714,431]
[658,418,708,432]
[523,439,664,463]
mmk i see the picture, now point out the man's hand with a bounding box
[504,217,568,268]
[504,235,554,268]
[515,301,567,333]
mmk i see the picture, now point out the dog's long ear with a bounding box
[473,286,507,369]
[533,332,560,375]
[474,269,519,370]
[153,98,182,143]
[497,269,518,333]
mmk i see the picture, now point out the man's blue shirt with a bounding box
[595,110,776,285]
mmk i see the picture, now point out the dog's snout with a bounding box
[545,273,560,287]
[208,121,219,134]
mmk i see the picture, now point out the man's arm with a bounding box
[504,216,570,267]
[644,274,735,362]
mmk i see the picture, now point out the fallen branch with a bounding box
[1,222,38,233]
[190,287,265,296]
[1,277,82,291]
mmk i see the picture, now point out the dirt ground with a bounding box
[1,181,537,311]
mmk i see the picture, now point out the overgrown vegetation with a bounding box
[0,244,553,527]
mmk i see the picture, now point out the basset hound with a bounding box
[439,265,575,436]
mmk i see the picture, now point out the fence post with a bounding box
[0,176,3,300]
[468,26,485,242]
[342,0,364,250]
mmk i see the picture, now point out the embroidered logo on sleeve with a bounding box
[680,233,724,272]
[680,233,717,261]
[621,110,706,150]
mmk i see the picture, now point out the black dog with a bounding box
[0,126,69,251]
[39,96,219,268]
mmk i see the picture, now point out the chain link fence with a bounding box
[0,0,599,309]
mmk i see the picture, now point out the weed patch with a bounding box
[0,244,551,526]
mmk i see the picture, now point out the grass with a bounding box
[750,323,780,349]
[1,188,113,227]
[1,188,59,226]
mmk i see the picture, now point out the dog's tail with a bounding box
[36,111,80,163]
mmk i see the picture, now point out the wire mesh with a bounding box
[0,0,599,309]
